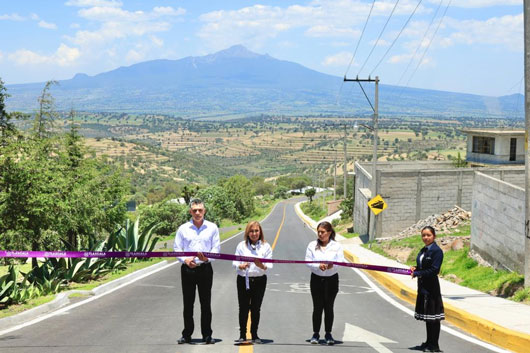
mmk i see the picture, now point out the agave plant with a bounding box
[108,218,160,260]
[0,265,41,305]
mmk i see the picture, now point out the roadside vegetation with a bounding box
[364,224,529,304]
[0,80,302,312]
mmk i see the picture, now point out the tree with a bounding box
[220,175,255,219]
[33,80,58,139]
[0,78,16,145]
[197,185,237,223]
[138,201,188,237]
[305,188,316,203]
[250,176,274,196]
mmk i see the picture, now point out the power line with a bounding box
[369,0,424,76]
[404,0,452,88]
[357,0,402,76]
[394,0,444,89]
[346,0,377,77]
[337,0,377,105]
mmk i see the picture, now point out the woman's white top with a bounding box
[305,239,344,277]
[233,240,273,277]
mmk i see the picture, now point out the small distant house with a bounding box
[462,128,525,165]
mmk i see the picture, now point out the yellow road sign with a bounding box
[368,194,387,215]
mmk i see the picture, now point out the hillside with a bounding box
[5,45,524,119]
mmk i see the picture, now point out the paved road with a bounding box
[0,199,500,352]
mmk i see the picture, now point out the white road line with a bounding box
[351,268,512,353]
[0,261,178,337]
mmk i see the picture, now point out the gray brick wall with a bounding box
[353,162,524,239]
[471,172,524,273]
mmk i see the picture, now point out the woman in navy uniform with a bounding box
[411,226,444,352]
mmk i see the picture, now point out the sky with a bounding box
[0,0,524,97]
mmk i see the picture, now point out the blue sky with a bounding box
[0,0,524,96]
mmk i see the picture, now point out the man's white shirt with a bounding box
[173,219,220,264]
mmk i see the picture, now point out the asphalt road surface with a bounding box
[0,199,503,352]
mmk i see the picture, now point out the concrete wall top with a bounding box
[359,161,524,175]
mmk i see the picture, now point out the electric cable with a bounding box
[395,0,443,89]
[404,0,452,88]
[357,0,402,76]
[369,0,424,76]
[337,0,377,105]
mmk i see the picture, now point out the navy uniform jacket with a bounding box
[414,242,443,296]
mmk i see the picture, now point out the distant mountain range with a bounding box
[5,45,524,119]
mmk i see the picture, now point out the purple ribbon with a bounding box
[0,250,411,276]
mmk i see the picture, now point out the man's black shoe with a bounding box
[411,342,428,350]
[177,336,191,344]
[424,345,442,352]
[203,336,214,344]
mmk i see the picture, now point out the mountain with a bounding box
[5,45,524,119]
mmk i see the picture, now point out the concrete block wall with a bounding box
[353,163,372,236]
[379,172,418,236]
[471,172,524,273]
[353,161,525,239]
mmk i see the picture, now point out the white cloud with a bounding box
[443,14,523,51]
[9,44,80,66]
[30,13,40,20]
[70,23,81,28]
[389,53,413,64]
[67,5,185,48]
[0,13,24,21]
[150,35,164,47]
[322,51,355,67]
[125,49,144,63]
[432,0,521,8]
[38,20,58,30]
[65,0,123,7]
[306,25,360,38]
[197,1,430,51]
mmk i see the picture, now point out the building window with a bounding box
[472,136,495,155]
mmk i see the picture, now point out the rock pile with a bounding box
[395,205,471,239]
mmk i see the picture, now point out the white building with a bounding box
[462,128,525,165]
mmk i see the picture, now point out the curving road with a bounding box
[0,199,502,352]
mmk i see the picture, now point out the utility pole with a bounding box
[322,171,327,210]
[344,75,379,242]
[334,149,337,200]
[343,125,347,199]
[523,0,530,287]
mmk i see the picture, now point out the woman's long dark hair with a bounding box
[421,226,436,237]
[316,221,336,248]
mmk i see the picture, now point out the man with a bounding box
[174,198,220,344]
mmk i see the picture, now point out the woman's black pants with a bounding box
[237,275,267,338]
[310,273,339,334]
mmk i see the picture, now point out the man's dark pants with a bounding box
[181,263,213,338]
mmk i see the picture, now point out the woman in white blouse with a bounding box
[233,221,273,344]
[305,221,344,345]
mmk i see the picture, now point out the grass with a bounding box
[0,294,56,319]
[69,257,169,292]
[440,249,523,294]
[300,200,326,221]
[361,223,529,302]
